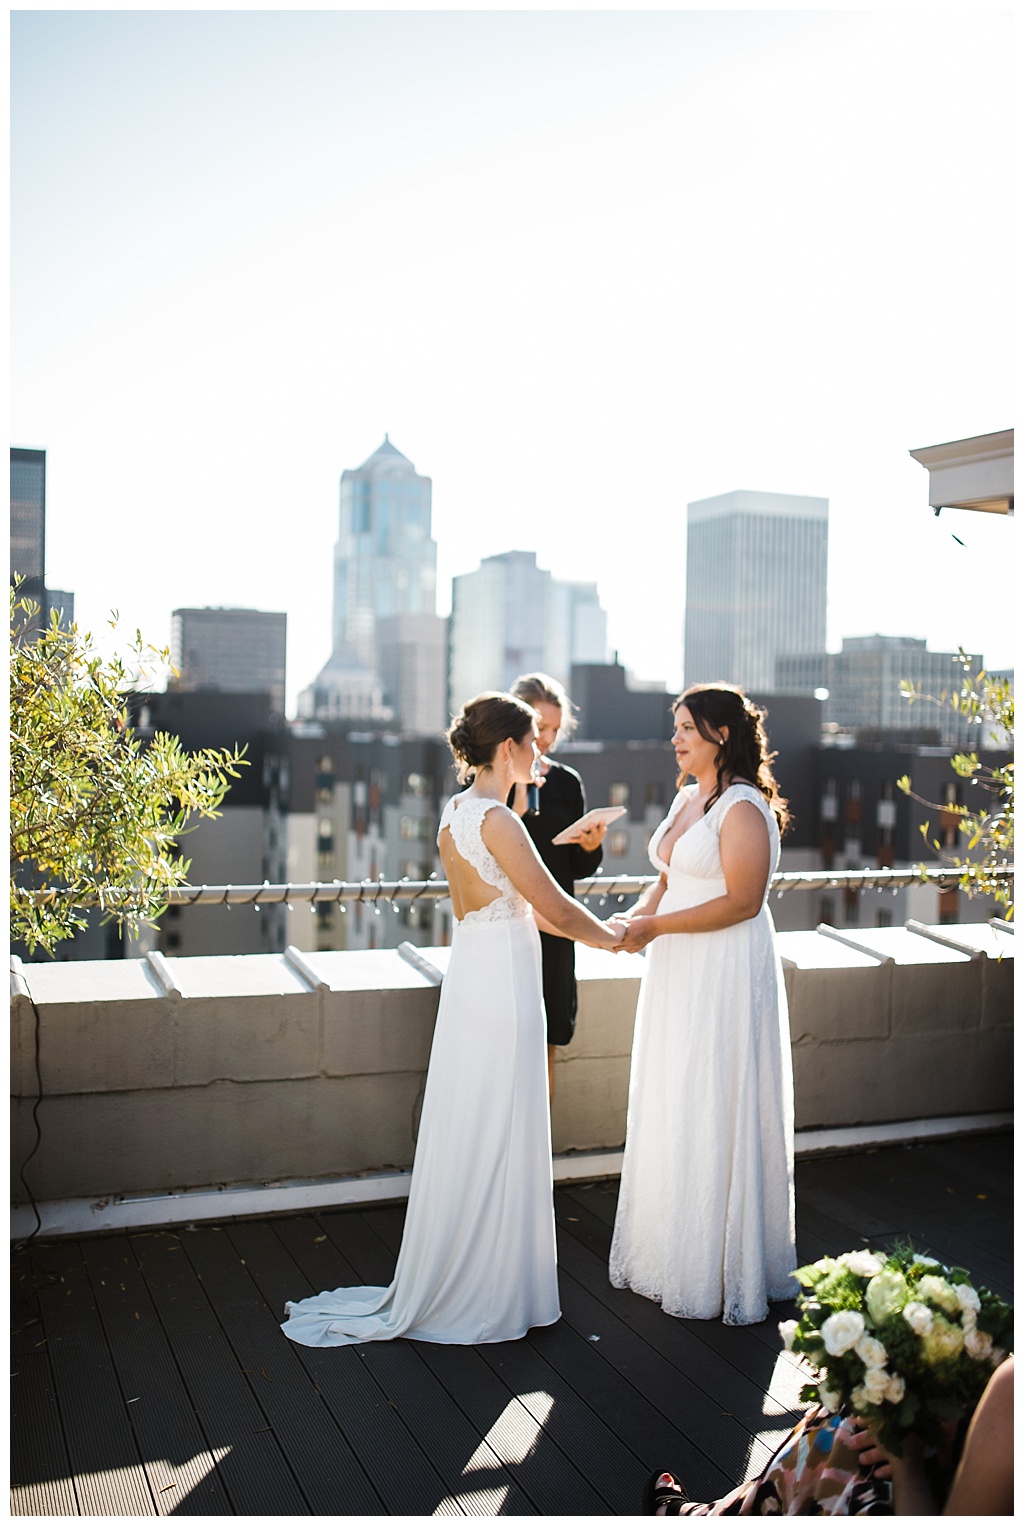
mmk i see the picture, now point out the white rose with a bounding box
[956,1284,981,1314]
[822,1310,865,1356]
[866,1269,909,1324]
[961,1307,977,1333]
[820,1382,842,1413]
[964,1327,994,1360]
[903,1301,934,1336]
[840,1250,885,1278]
[778,1319,799,1351]
[923,1317,964,1362]
[863,1366,891,1402]
[913,1255,940,1268]
[990,1348,1006,1367]
[849,1384,870,1413]
[855,1334,888,1369]
[918,1275,961,1315]
[885,1373,906,1404]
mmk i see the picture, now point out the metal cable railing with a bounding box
[17,864,1013,911]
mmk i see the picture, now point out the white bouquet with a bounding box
[780,1244,1012,1453]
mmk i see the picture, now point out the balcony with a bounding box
[10,883,1013,1515]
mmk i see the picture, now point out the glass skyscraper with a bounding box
[448,550,608,711]
[683,489,828,693]
[333,436,437,668]
[302,438,447,732]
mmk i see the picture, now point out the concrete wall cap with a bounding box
[776,930,880,969]
[145,950,182,998]
[283,945,330,992]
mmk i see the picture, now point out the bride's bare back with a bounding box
[438,821,501,921]
[437,792,621,948]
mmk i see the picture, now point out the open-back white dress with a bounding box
[281,793,560,1346]
[609,782,796,1326]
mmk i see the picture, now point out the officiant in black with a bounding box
[508,673,608,1097]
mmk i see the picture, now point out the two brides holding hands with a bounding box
[283,681,794,1349]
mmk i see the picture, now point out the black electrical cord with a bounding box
[13,989,45,1251]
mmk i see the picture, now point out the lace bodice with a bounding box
[438,795,532,925]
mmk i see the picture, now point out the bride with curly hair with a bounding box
[608,682,796,1327]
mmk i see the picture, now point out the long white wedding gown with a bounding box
[282,793,560,1347]
[609,782,796,1326]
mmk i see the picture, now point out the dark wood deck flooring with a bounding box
[11,1131,1012,1516]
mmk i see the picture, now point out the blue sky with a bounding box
[11,8,1015,714]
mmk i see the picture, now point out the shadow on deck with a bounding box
[11,1132,1012,1516]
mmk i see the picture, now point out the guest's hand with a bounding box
[846,1422,942,1513]
[846,1419,895,1479]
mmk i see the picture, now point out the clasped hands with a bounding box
[601,914,656,954]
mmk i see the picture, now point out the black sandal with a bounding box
[642,1469,691,1514]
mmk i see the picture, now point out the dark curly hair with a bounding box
[674,682,791,833]
[446,691,538,784]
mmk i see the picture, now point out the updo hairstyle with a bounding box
[447,691,538,784]
[675,682,791,833]
[510,672,578,740]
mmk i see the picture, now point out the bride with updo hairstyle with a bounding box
[446,690,533,783]
[283,690,621,1352]
[607,681,797,1328]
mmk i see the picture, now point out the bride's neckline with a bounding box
[656,778,758,866]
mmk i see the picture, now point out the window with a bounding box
[400,815,431,841]
[644,779,665,809]
[315,754,334,803]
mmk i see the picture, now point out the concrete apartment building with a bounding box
[775,635,985,747]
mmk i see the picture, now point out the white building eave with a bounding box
[909,428,1013,515]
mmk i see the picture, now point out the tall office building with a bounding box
[448,550,608,710]
[683,489,828,692]
[302,437,447,732]
[10,447,47,610]
[776,635,983,747]
[170,608,287,716]
[332,437,437,660]
[10,446,76,638]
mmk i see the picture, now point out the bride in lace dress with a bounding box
[607,684,796,1326]
[282,691,622,1348]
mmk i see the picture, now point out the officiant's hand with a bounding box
[575,818,608,853]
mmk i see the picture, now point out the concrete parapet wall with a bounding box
[10,923,1013,1206]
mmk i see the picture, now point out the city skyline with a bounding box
[11,10,1014,716]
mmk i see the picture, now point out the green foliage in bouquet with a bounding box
[10,585,248,953]
[779,1244,1012,1455]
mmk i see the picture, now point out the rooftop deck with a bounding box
[11,1130,1012,1517]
